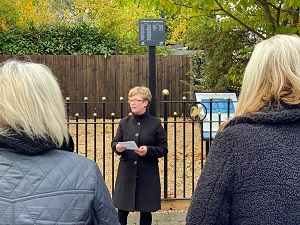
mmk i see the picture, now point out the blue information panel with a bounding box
[195,93,237,139]
[201,98,235,114]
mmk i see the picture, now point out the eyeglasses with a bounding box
[128,99,144,103]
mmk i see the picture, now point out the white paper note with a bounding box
[118,141,138,150]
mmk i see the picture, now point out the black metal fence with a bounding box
[66,93,237,200]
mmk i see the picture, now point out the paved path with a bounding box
[127,210,187,225]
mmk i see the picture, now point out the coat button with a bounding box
[135,133,139,137]
[137,122,141,126]
[134,161,137,165]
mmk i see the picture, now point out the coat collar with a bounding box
[132,110,150,121]
[226,103,300,129]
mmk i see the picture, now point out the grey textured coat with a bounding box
[111,111,168,212]
[0,148,120,225]
[186,103,300,225]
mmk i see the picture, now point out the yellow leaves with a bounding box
[2,0,57,29]
[168,16,188,44]
[0,0,19,29]
[69,0,159,47]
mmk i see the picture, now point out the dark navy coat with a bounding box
[111,111,168,212]
[186,103,300,225]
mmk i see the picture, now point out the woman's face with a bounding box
[128,94,148,115]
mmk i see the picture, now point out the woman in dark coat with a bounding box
[186,34,300,224]
[111,86,168,225]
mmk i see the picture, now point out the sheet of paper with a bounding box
[118,141,138,150]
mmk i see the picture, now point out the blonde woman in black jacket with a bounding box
[186,34,300,225]
[112,86,168,225]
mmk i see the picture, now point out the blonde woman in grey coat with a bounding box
[0,59,119,225]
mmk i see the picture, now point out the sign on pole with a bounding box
[138,19,165,46]
[138,19,165,116]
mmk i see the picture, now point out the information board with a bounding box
[138,19,165,46]
[195,92,237,139]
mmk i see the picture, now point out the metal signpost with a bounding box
[139,19,165,116]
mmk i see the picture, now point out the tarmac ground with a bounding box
[126,199,190,225]
[128,210,187,225]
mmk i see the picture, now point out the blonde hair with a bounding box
[0,59,69,147]
[128,86,152,105]
[219,34,300,131]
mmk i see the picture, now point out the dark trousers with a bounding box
[118,209,152,225]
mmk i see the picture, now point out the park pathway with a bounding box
[128,210,187,225]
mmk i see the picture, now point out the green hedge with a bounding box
[0,23,117,56]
